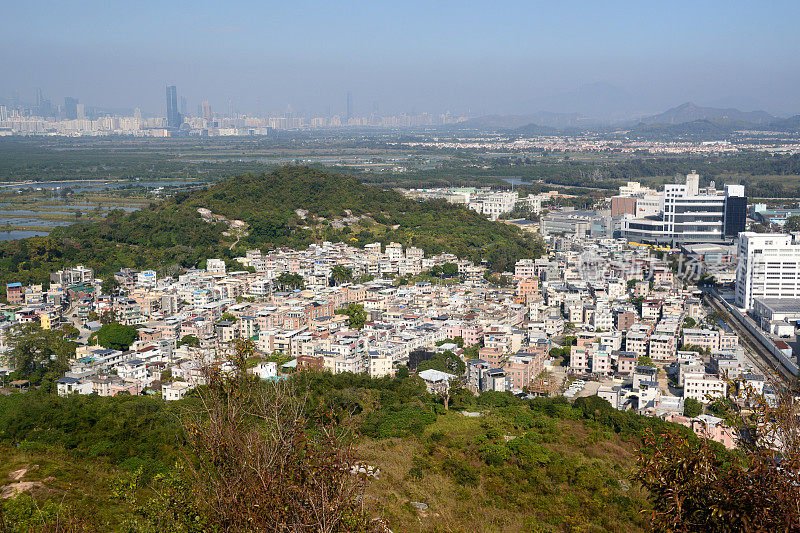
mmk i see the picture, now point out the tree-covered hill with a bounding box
[0,167,545,296]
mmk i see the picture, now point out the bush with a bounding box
[359,406,437,438]
[683,398,702,418]
[479,443,511,466]
[443,458,480,487]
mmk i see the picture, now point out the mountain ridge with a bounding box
[639,102,775,126]
[449,101,786,133]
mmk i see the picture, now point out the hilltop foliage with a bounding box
[0,167,545,298]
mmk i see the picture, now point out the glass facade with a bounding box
[724,196,747,237]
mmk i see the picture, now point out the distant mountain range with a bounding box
[626,103,800,139]
[526,82,652,124]
[451,100,799,137]
[763,114,800,132]
[638,102,776,126]
[626,119,752,141]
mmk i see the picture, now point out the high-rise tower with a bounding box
[201,100,212,121]
[165,85,182,128]
[64,97,79,120]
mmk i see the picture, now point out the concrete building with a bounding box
[541,209,610,239]
[621,173,746,245]
[753,298,800,334]
[684,374,727,403]
[735,233,800,309]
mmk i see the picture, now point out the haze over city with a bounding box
[2,0,800,118]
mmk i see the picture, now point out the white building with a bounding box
[468,191,518,220]
[249,361,278,380]
[735,232,800,309]
[137,270,157,287]
[683,373,727,403]
[619,181,657,198]
[368,353,394,378]
[621,173,746,245]
[206,259,227,274]
[163,381,192,401]
[385,243,403,262]
[418,368,457,393]
[56,377,93,397]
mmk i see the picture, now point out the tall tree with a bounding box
[92,323,139,351]
[102,274,120,295]
[785,215,800,233]
[275,272,306,291]
[638,380,800,531]
[330,265,353,286]
[336,303,367,330]
[4,324,76,384]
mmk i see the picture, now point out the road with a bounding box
[705,292,793,385]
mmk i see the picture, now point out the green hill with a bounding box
[0,374,665,531]
[0,167,545,296]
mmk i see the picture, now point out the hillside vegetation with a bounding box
[0,372,672,532]
[0,167,545,297]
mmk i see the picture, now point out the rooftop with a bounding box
[754,298,800,314]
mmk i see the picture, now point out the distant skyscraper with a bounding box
[165,85,182,128]
[346,92,353,123]
[64,97,79,120]
[180,96,187,116]
[34,88,52,116]
[201,100,212,121]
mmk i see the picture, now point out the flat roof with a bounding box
[754,298,800,314]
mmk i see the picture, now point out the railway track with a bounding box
[705,293,793,385]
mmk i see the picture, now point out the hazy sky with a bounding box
[2,0,799,117]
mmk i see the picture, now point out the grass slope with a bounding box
[0,376,671,531]
[360,411,649,532]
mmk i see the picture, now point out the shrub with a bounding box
[443,458,480,487]
[479,443,511,466]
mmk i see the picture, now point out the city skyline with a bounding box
[1,1,799,118]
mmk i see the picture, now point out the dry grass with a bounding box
[0,444,137,529]
[358,412,650,533]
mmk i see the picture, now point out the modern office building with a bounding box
[735,232,800,309]
[621,173,746,245]
[165,85,182,129]
[724,185,748,236]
